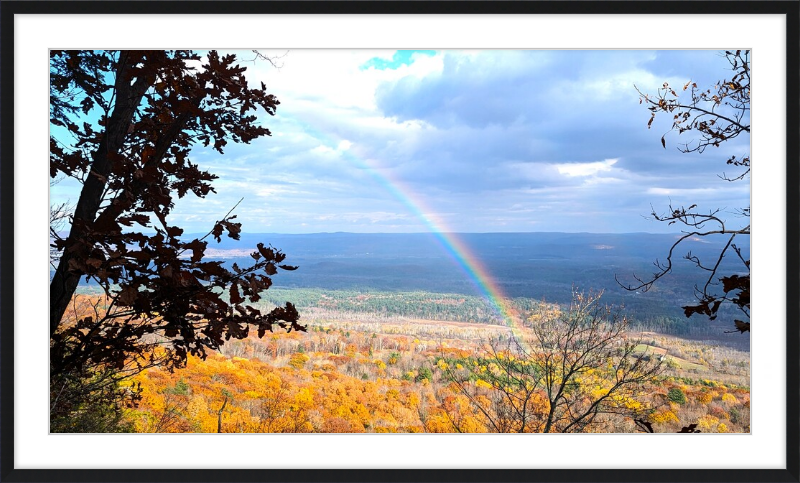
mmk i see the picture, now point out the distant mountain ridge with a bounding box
[63,232,748,324]
[183,231,747,261]
[175,232,747,313]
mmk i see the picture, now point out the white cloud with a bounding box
[310,144,336,155]
[157,49,750,234]
[646,186,750,197]
[555,158,619,177]
[243,49,444,112]
[315,211,412,223]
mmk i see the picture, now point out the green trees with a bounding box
[49,368,137,433]
[619,50,750,334]
[667,388,687,405]
[49,50,302,431]
[416,367,433,383]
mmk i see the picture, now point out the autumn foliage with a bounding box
[122,294,750,434]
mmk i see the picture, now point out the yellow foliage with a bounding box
[445,382,461,393]
[475,379,493,390]
[697,415,720,431]
[123,322,749,434]
[458,416,487,433]
[288,352,310,369]
[294,387,314,408]
[651,410,679,424]
[610,393,642,411]
[187,395,207,420]
[696,391,713,405]
[424,411,455,433]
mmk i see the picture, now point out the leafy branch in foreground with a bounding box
[618,50,750,333]
[50,50,304,430]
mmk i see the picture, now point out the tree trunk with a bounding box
[217,397,228,433]
[50,51,155,336]
[543,408,555,433]
[50,51,156,336]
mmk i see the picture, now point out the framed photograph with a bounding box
[2,1,797,482]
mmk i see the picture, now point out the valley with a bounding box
[71,232,751,433]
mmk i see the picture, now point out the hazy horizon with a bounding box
[182,230,700,236]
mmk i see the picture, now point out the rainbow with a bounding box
[355,153,516,325]
[278,113,517,326]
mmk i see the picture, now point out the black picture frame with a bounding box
[2,1,798,482]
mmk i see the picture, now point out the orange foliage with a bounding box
[126,326,750,434]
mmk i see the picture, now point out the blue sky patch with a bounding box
[360,50,437,70]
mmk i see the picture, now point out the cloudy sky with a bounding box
[54,49,752,234]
